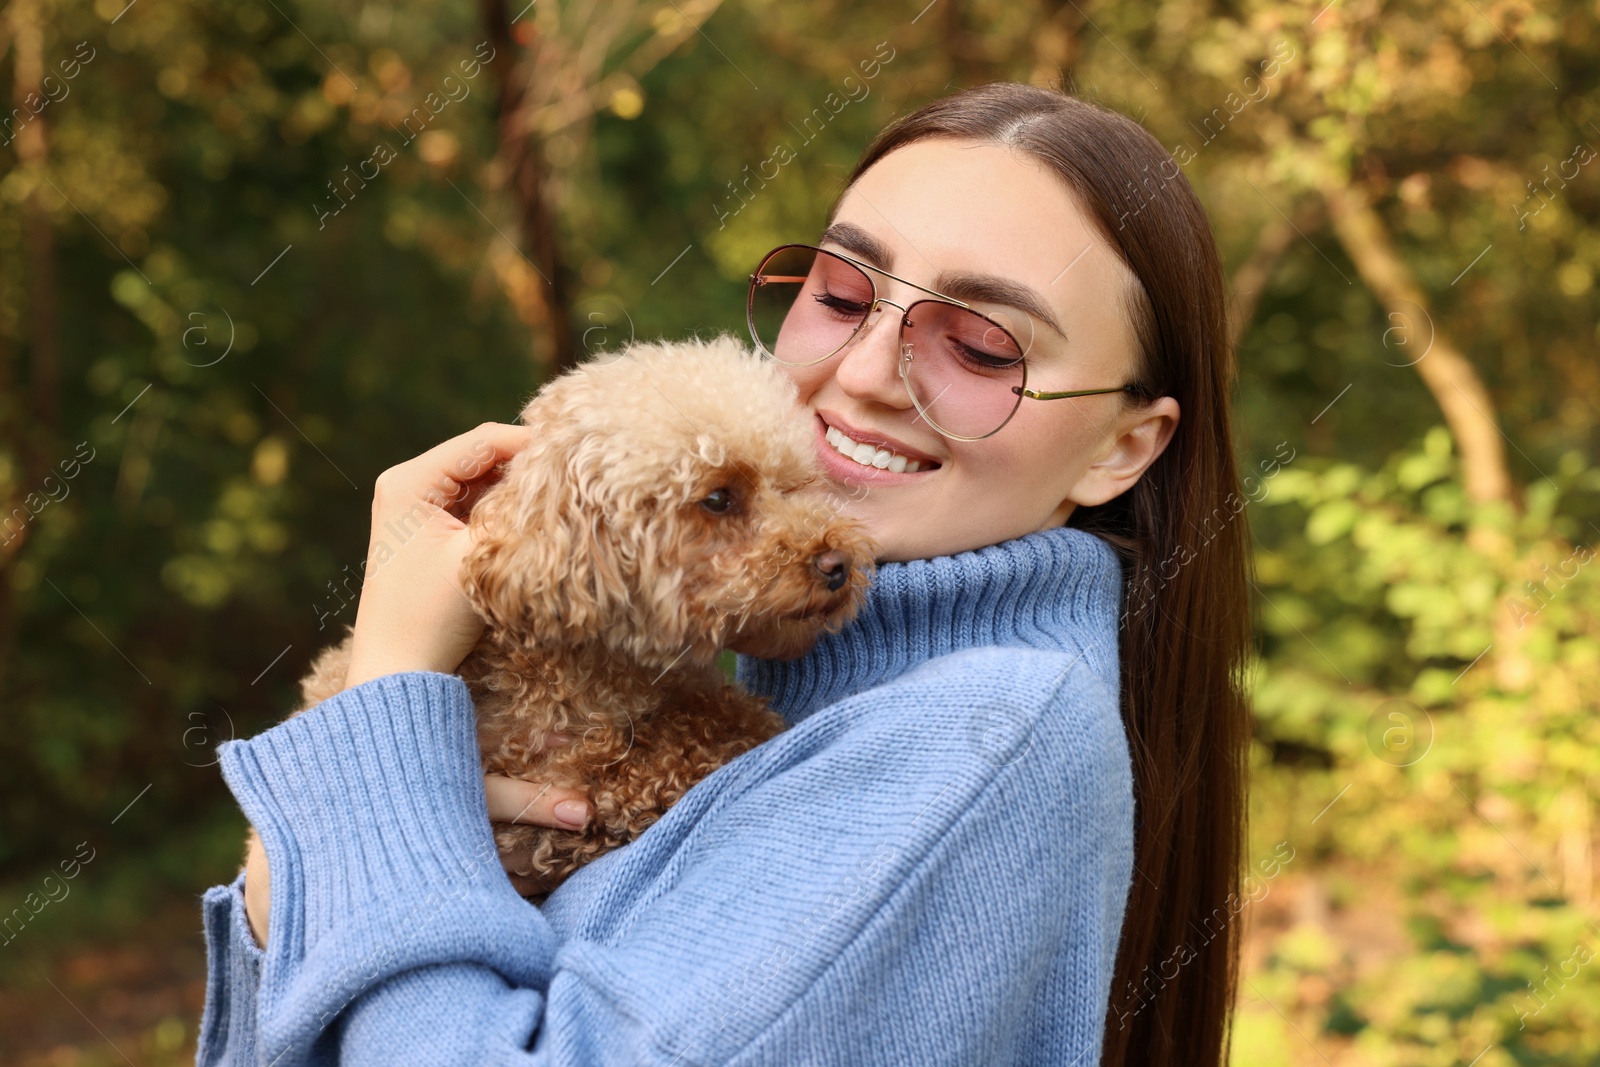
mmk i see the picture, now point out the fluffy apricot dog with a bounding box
[273,335,876,897]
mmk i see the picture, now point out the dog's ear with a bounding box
[460,437,630,651]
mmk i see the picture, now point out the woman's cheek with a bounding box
[785,363,827,399]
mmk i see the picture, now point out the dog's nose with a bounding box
[812,550,851,591]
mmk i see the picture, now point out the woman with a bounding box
[201,83,1251,1066]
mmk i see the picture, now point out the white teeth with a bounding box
[825,422,930,474]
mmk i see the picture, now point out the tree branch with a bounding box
[1226,202,1315,351]
[1318,178,1513,506]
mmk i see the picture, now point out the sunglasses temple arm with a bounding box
[1016,385,1132,400]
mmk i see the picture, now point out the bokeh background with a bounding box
[2,0,1597,1063]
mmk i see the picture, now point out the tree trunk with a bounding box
[480,0,578,374]
[942,1,994,87]
[1029,0,1087,89]
[1318,178,1512,507]
[0,0,61,701]
[11,0,58,448]
[1318,176,1531,690]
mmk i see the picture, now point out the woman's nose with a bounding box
[831,302,910,406]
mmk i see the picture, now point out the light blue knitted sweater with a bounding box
[197,524,1134,1066]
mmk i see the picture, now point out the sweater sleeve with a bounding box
[196,872,266,1064]
[198,654,1133,1067]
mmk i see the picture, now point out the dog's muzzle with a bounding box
[812,550,851,592]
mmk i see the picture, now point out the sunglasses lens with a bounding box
[901,302,1026,439]
[747,245,1033,439]
[749,246,874,365]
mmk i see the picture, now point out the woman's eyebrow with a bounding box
[934,271,1067,342]
[819,221,895,270]
[818,221,1067,344]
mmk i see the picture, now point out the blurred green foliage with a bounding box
[1247,434,1600,1064]
[1,0,1597,1062]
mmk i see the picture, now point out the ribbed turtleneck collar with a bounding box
[735,525,1124,728]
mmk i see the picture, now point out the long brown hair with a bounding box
[833,84,1253,1065]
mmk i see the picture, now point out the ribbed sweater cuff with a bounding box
[216,671,555,1060]
[196,873,263,1066]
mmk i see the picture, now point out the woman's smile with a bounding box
[812,410,943,485]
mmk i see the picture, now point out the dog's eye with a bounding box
[700,487,736,514]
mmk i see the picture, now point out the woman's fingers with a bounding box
[484,773,590,830]
[377,422,532,518]
[486,737,584,891]
[342,422,534,687]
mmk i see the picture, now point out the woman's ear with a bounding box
[460,440,626,652]
[1067,396,1180,508]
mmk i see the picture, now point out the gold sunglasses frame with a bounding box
[747,242,1139,441]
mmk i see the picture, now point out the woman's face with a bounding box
[775,138,1180,563]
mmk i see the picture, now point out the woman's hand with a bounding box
[485,733,591,836]
[486,732,594,895]
[344,421,531,688]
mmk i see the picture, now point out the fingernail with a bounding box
[554,800,589,828]
[549,732,574,747]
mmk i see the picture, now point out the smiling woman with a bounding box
[804,87,1252,1067]
[198,82,1249,1067]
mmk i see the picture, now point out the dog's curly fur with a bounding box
[272,336,877,898]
